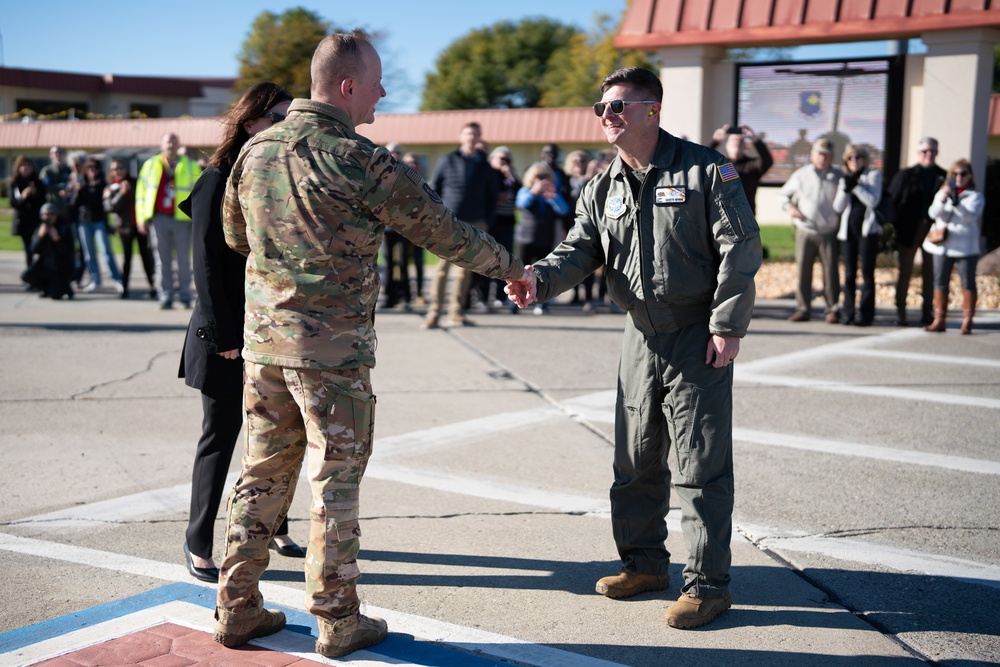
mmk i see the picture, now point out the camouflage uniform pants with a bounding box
[216,362,374,622]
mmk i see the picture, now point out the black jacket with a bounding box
[430,149,497,223]
[177,167,246,398]
[11,175,47,236]
[888,164,946,247]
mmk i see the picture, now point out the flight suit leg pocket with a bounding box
[666,381,731,486]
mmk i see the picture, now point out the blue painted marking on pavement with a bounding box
[0,582,209,652]
[0,583,510,666]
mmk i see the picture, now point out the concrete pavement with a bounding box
[0,249,997,666]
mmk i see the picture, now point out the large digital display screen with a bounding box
[735,59,893,184]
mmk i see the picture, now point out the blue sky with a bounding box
[0,1,907,113]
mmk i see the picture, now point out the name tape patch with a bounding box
[655,186,686,204]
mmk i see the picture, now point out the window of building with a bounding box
[130,103,161,119]
[15,99,89,120]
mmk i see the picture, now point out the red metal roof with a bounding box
[366,107,606,145]
[0,66,230,98]
[0,106,607,151]
[2,97,999,153]
[0,117,227,150]
[617,0,1000,48]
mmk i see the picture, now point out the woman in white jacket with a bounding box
[921,158,984,334]
[833,144,882,326]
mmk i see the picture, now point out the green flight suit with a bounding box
[532,130,761,598]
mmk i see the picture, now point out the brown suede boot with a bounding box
[923,289,948,332]
[595,568,670,599]
[213,605,286,647]
[960,289,976,334]
[664,593,732,629]
[316,613,388,657]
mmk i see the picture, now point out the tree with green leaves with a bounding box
[540,13,658,107]
[236,8,332,99]
[421,18,579,110]
[234,9,409,110]
[421,14,661,111]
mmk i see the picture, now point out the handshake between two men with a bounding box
[505,265,538,309]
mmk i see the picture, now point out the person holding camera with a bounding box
[75,158,124,294]
[709,124,773,215]
[10,155,48,269]
[833,144,883,327]
[921,158,984,334]
[22,203,75,300]
[515,162,570,315]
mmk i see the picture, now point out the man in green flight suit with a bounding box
[506,67,762,629]
[212,29,528,657]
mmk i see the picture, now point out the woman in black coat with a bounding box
[10,155,48,268]
[177,82,300,582]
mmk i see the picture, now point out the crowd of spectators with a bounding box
[9,127,986,334]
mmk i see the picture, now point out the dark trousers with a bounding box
[18,227,36,267]
[120,227,156,296]
[895,218,934,321]
[186,391,288,559]
[473,219,515,306]
[842,232,880,324]
[383,230,415,306]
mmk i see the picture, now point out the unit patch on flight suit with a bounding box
[606,196,627,219]
[655,186,686,204]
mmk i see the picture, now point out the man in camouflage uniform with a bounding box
[213,29,527,658]
[507,67,761,629]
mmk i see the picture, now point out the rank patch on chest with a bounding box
[719,162,739,182]
[655,186,686,204]
[605,196,627,219]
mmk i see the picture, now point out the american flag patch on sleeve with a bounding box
[719,162,739,182]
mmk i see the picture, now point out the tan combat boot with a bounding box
[960,289,976,335]
[316,613,388,658]
[213,605,286,647]
[664,593,732,629]
[595,569,670,599]
[923,288,948,332]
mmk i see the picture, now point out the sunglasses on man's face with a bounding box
[593,99,657,117]
[263,111,286,124]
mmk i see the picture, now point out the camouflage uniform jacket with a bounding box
[224,99,524,370]
[531,130,762,338]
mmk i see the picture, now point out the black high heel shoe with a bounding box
[269,539,307,558]
[183,542,220,583]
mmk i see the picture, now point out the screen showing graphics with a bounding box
[736,59,894,184]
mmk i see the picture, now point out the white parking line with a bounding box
[739,523,1000,590]
[737,372,1000,409]
[735,428,1000,475]
[0,534,626,667]
[7,321,998,611]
